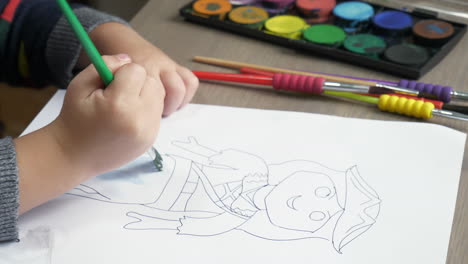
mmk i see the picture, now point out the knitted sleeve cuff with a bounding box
[46,6,129,88]
[0,137,19,242]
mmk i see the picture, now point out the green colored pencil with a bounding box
[56,0,163,171]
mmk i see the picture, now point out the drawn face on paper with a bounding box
[265,171,344,233]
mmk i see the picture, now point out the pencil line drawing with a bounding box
[67,137,381,253]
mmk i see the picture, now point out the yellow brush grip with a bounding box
[378,94,435,119]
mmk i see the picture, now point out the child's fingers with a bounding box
[68,54,132,98]
[141,76,165,115]
[160,70,186,116]
[176,66,199,108]
[140,77,165,143]
[105,63,147,100]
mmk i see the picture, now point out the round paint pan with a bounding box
[384,44,429,65]
[333,1,374,33]
[344,34,386,57]
[372,10,413,36]
[295,0,336,23]
[264,15,307,39]
[229,6,269,29]
[303,25,346,46]
[193,0,233,20]
[413,19,455,47]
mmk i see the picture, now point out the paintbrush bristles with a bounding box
[193,56,376,86]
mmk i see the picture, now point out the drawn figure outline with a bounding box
[68,137,381,253]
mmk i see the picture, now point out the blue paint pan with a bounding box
[373,11,413,30]
[333,1,374,33]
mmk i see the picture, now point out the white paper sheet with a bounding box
[2,90,466,264]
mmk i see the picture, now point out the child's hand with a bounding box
[55,54,165,175]
[15,54,164,213]
[130,47,199,117]
[78,22,199,116]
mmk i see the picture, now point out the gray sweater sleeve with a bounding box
[46,6,128,88]
[0,137,19,243]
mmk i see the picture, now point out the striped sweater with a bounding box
[0,0,126,243]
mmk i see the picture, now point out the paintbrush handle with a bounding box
[378,94,435,119]
[397,80,453,103]
[193,71,325,94]
[192,71,273,85]
[193,56,377,86]
[56,0,114,86]
[362,93,444,109]
[193,56,464,104]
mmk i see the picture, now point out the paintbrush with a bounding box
[193,56,468,104]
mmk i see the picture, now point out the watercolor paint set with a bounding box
[179,0,467,79]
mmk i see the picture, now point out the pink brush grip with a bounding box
[272,73,325,94]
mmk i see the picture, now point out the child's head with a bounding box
[265,171,344,233]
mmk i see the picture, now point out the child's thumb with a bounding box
[68,54,132,96]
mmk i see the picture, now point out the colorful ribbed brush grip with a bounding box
[363,93,444,109]
[272,73,325,94]
[192,71,327,94]
[378,94,435,119]
[398,80,453,103]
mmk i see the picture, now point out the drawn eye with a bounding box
[309,211,327,221]
[315,187,332,198]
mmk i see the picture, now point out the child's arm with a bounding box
[0,54,165,243]
[1,0,198,115]
[0,0,126,87]
[0,137,19,242]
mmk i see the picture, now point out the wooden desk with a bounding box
[131,1,468,262]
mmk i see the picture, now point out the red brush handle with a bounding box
[193,71,325,94]
[192,71,273,86]
[239,67,275,77]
